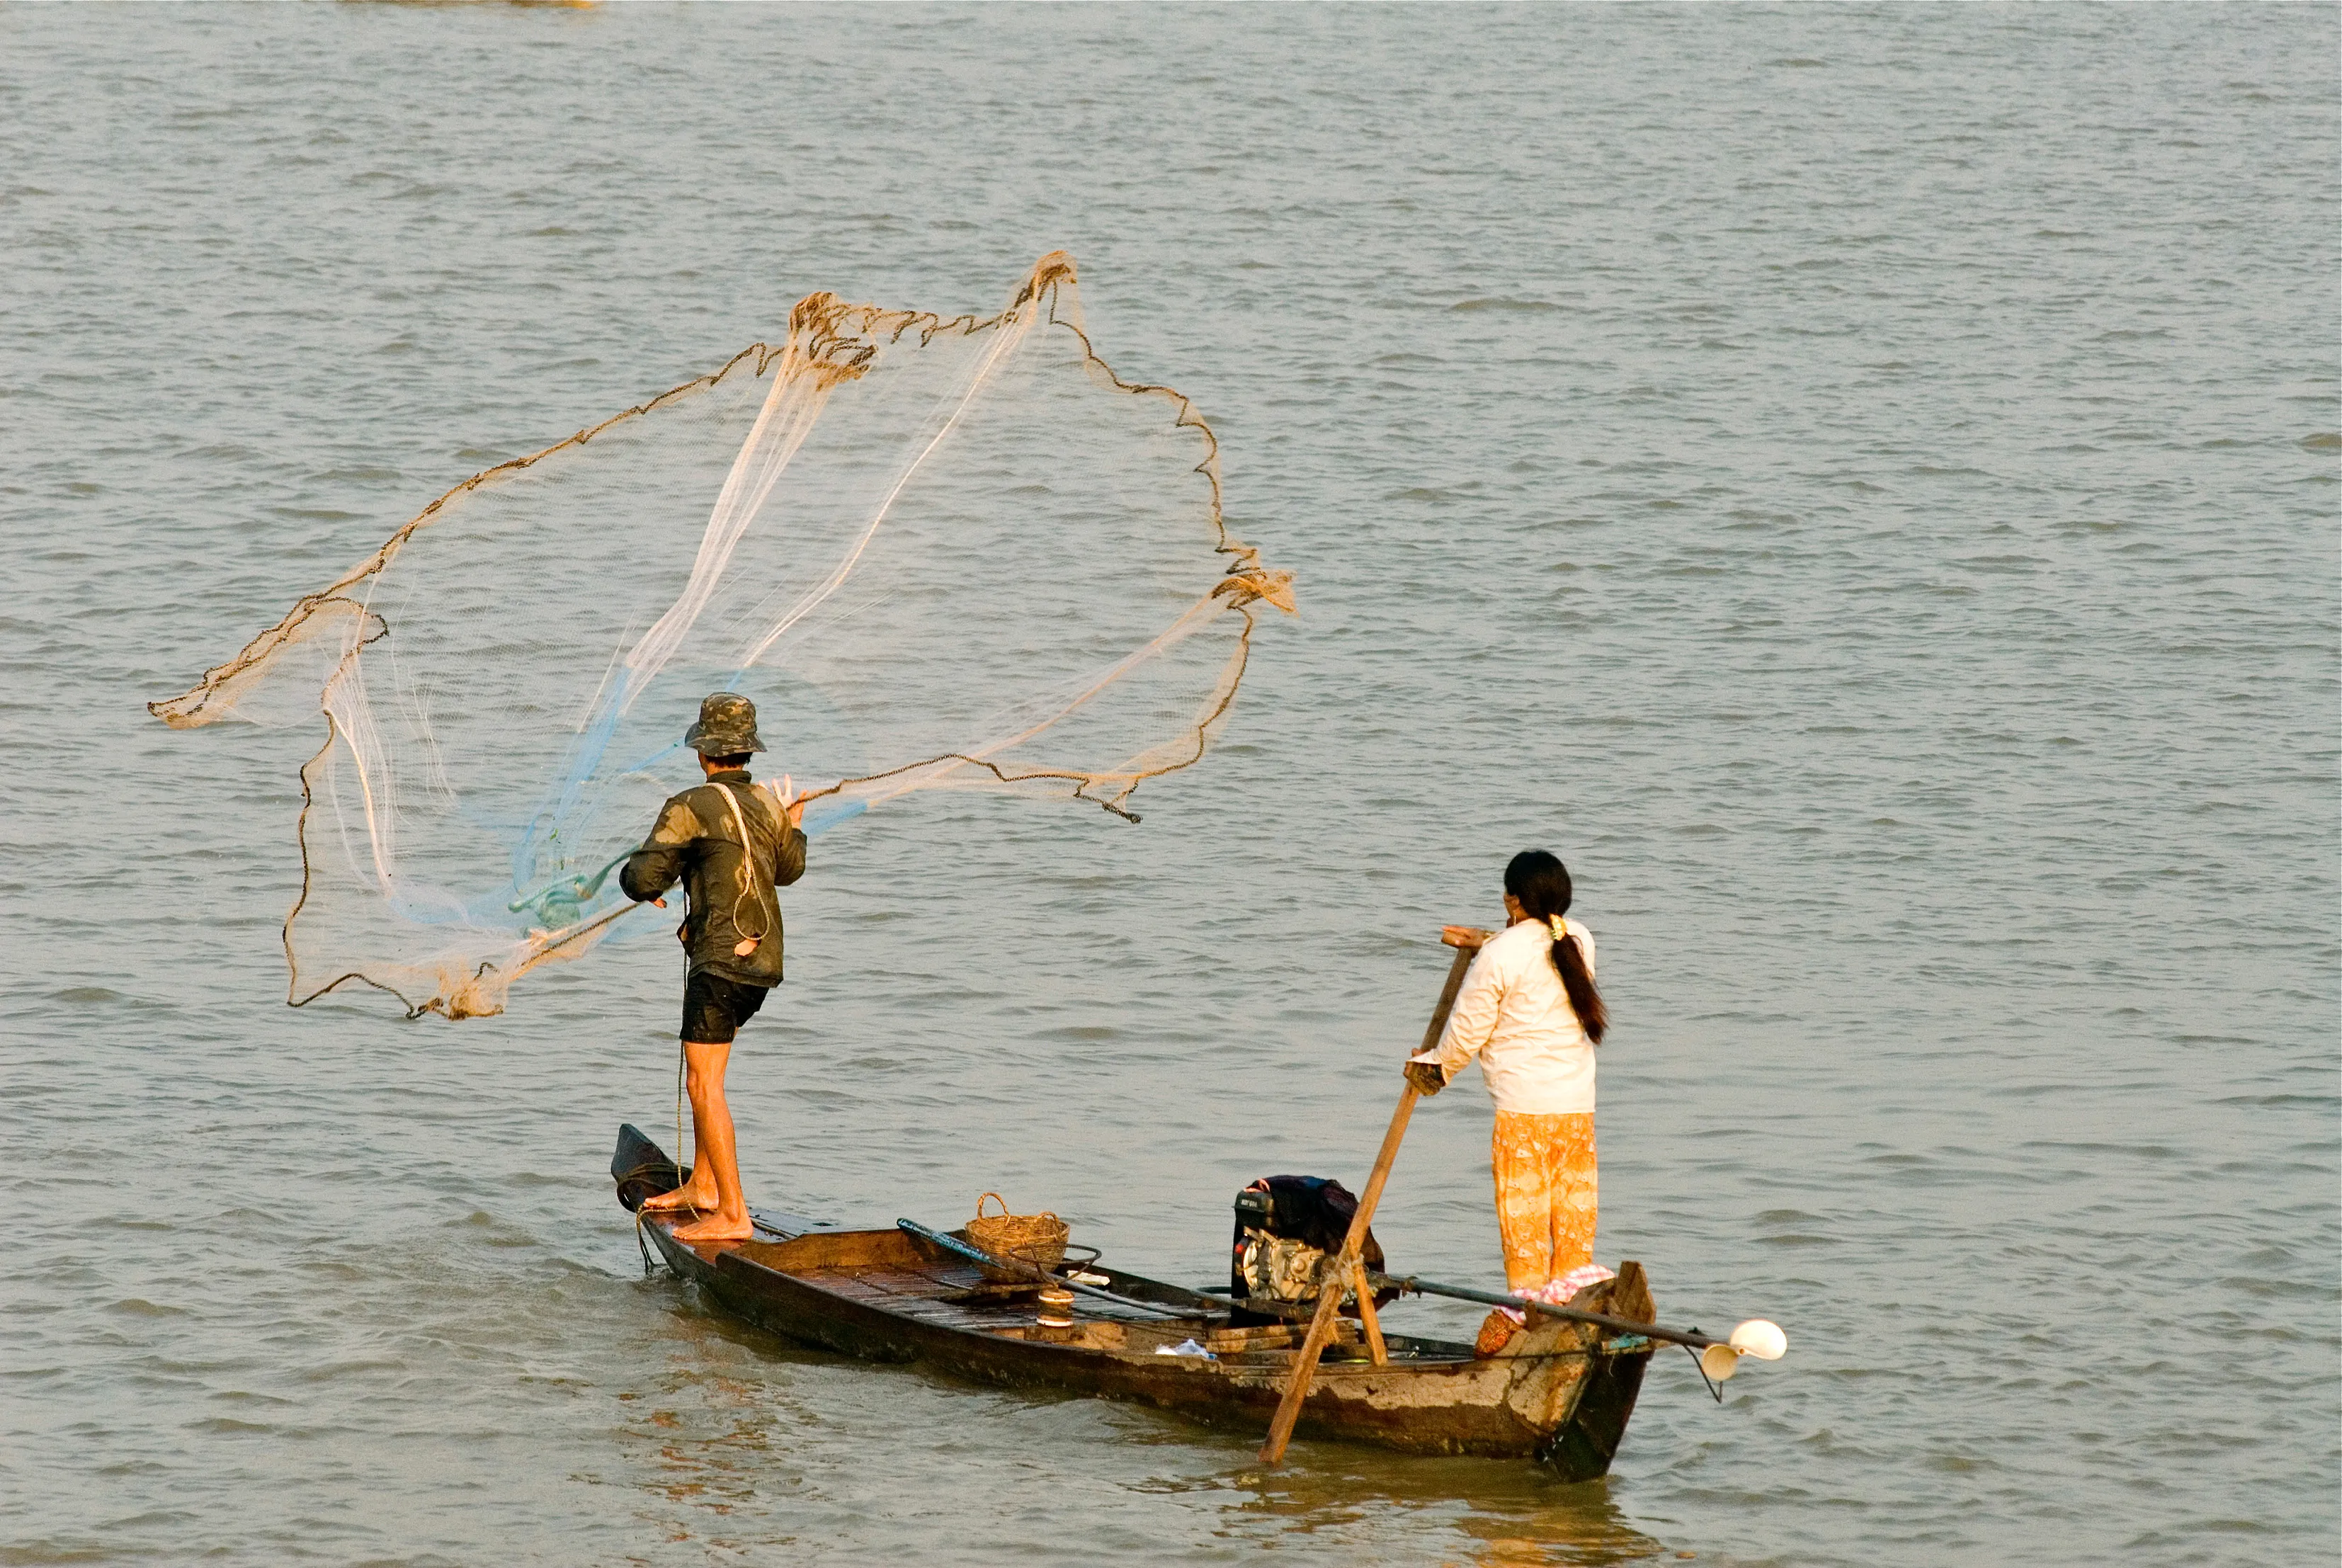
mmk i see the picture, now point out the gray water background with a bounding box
[3,4,2336,1564]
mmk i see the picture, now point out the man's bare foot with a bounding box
[642,1183,716,1215]
[670,1212,753,1244]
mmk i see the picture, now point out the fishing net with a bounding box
[152,254,1292,1019]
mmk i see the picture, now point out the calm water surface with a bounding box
[3,6,2336,1564]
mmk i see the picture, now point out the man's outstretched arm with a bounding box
[620,800,699,902]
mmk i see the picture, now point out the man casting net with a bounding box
[152,253,1292,1019]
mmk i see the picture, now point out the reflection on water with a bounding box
[623,1278,1679,1564]
[616,1285,829,1547]
[1222,1458,1670,1566]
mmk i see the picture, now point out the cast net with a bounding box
[152,254,1291,1018]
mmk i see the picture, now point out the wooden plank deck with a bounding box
[729,1227,1472,1366]
[790,1261,1225,1351]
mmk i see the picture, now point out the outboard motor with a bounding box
[1229,1175,1398,1326]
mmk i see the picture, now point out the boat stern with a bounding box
[1500,1261,1659,1482]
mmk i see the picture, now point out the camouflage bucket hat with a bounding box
[683,691,765,755]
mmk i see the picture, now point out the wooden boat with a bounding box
[613,1125,1660,1479]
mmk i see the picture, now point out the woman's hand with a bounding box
[1441,924,1494,950]
[1403,1059,1448,1097]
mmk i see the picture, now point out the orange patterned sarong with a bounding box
[1491,1110,1598,1291]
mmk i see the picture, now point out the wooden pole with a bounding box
[1364,1266,1719,1347]
[1257,931,1482,1466]
[1350,1259,1387,1365]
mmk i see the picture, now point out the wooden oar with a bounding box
[897,1218,1197,1320]
[1257,928,1482,1466]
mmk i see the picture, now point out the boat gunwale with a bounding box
[652,1215,1491,1373]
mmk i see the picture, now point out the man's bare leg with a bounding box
[640,1038,722,1215]
[666,1039,752,1243]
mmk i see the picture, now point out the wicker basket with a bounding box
[966,1191,1069,1277]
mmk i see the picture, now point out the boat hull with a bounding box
[618,1127,1653,1477]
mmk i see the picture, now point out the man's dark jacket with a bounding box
[619,770,807,987]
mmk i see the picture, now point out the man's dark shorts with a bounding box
[681,970,769,1044]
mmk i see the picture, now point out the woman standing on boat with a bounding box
[1408,851,1610,1319]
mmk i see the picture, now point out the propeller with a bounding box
[1697,1319,1790,1381]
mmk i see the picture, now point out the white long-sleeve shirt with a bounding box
[1429,916,1598,1115]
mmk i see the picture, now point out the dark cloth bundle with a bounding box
[1227,1174,1397,1326]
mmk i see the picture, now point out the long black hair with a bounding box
[1503,850,1607,1046]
